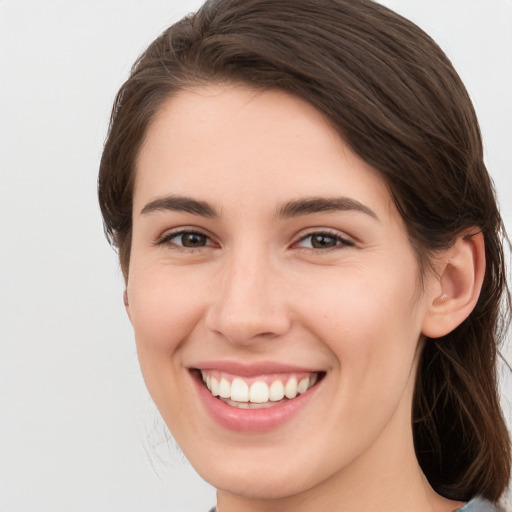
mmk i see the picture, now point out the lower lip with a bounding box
[191,371,321,432]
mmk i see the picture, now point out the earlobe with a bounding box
[422,229,485,339]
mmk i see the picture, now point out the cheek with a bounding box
[126,266,209,413]
[298,265,422,394]
[126,265,210,418]
[127,264,207,353]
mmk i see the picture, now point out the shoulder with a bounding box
[454,497,506,512]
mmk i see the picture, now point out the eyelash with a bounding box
[294,230,355,252]
[155,229,216,251]
[155,228,354,252]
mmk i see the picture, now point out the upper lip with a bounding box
[190,360,323,377]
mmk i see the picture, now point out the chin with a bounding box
[199,462,320,501]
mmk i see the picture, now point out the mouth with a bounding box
[194,368,325,409]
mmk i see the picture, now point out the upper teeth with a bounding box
[201,370,318,404]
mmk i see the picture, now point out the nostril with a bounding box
[205,308,291,346]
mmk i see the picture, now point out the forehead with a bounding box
[133,84,394,219]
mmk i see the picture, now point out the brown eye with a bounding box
[158,230,213,249]
[178,232,208,247]
[310,234,338,248]
[296,232,354,250]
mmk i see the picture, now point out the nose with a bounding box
[204,251,291,345]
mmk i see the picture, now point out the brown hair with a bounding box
[98,0,511,501]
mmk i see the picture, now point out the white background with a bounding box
[1,1,511,511]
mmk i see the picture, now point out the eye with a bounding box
[295,231,354,250]
[157,230,214,249]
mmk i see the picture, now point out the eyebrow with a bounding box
[275,196,378,220]
[140,194,378,221]
[140,195,220,217]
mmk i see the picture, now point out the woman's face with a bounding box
[127,85,437,501]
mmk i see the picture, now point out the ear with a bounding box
[421,229,485,339]
[123,289,132,323]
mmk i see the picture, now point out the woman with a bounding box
[98,0,511,510]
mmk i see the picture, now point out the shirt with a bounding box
[208,496,504,511]
[455,497,505,511]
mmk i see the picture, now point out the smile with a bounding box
[199,369,321,409]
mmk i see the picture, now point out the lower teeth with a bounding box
[220,397,288,409]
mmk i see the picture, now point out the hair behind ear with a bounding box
[413,230,511,501]
[414,326,511,501]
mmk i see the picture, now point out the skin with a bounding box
[126,85,472,512]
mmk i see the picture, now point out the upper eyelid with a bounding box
[155,227,217,246]
[294,227,354,243]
